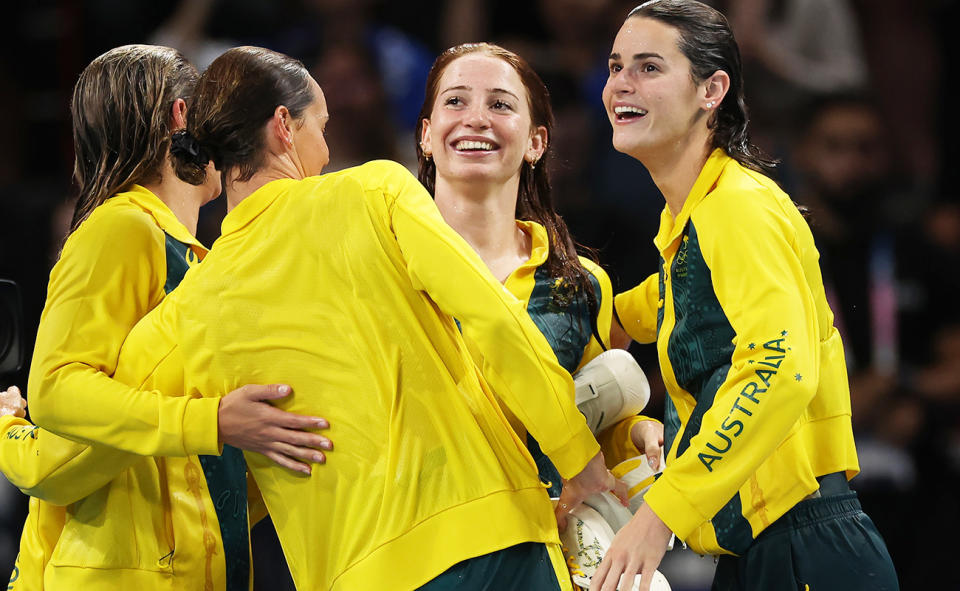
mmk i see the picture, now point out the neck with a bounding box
[142,169,205,236]
[433,173,530,282]
[225,153,302,212]
[640,130,714,217]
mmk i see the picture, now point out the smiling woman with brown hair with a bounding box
[415,43,666,582]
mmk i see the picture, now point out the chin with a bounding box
[449,164,507,182]
[611,134,641,157]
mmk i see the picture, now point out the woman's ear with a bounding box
[419,118,433,157]
[270,105,294,150]
[171,98,188,130]
[526,125,548,165]
[702,70,730,111]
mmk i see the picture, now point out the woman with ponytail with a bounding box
[1,45,330,590]
[594,2,898,590]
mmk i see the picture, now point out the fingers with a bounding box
[1,386,26,418]
[612,477,630,507]
[264,450,312,475]
[643,428,662,471]
[646,447,662,472]
[235,383,292,401]
[270,406,329,430]
[269,426,333,451]
[271,440,326,464]
[590,554,613,591]
[597,560,622,591]
[239,385,330,430]
[638,564,655,591]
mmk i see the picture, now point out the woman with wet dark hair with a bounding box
[103,45,615,591]
[2,45,331,590]
[593,2,899,590]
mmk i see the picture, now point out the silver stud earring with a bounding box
[706,102,715,109]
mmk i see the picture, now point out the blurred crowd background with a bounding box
[0,0,956,589]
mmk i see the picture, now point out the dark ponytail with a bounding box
[171,46,314,185]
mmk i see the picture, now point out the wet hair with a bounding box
[628,0,777,173]
[416,43,604,346]
[69,45,198,232]
[171,46,314,185]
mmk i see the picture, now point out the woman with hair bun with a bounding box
[592,2,899,590]
[68,45,617,591]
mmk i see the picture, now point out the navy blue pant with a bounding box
[713,483,899,591]
[419,542,562,591]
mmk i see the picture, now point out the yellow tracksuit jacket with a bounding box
[1,185,242,590]
[498,221,655,485]
[615,149,859,556]
[107,160,598,591]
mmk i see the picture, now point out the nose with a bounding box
[463,102,491,129]
[608,70,634,95]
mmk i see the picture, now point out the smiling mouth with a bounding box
[614,106,648,121]
[453,140,498,151]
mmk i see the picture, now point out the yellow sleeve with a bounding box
[643,189,820,541]
[380,161,599,478]
[27,206,220,457]
[576,258,614,370]
[614,273,659,344]
[597,415,662,468]
[0,415,138,505]
[576,259,653,468]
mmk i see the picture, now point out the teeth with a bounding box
[454,140,495,151]
[614,106,647,116]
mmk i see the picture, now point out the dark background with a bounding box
[1,1,957,588]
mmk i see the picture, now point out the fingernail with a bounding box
[320,440,333,450]
[316,418,329,429]
[278,384,291,394]
[313,453,324,463]
[301,466,312,475]
[648,457,657,470]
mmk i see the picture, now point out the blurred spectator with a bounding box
[280,0,434,138]
[311,44,403,170]
[852,0,941,187]
[789,91,960,588]
[148,0,235,70]
[721,0,869,153]
[791,93,919,373]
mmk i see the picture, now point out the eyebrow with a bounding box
[440,85,521,101]
[608,52,664,61]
